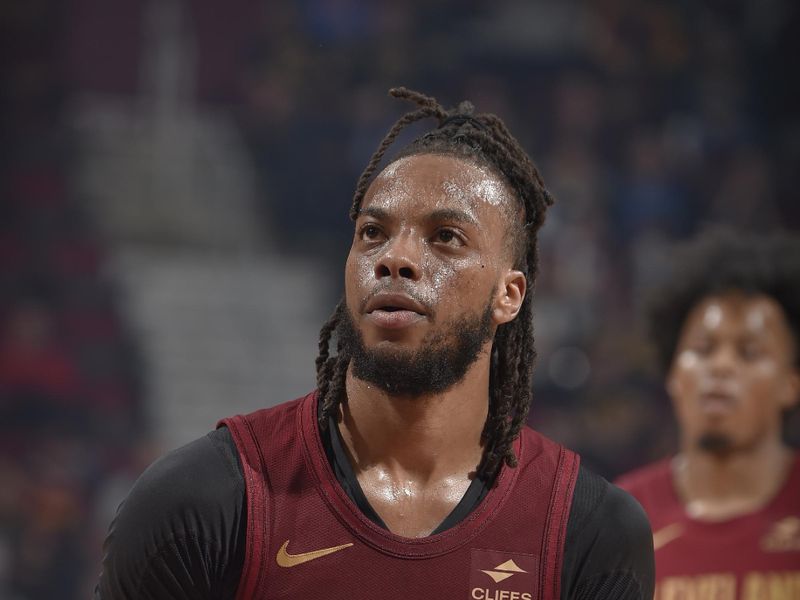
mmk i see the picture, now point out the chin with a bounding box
[696,431,736,454]
[365,334,423,352]
[367,342,415,359]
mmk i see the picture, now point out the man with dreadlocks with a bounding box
[617,230,800,599]
[96,88,654,599]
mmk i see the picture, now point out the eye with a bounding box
[739,343,763,361]
[359,224,384,241]
[434,228,464,247]
[689,339,713,356]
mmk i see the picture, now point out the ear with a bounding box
[492,269,526,325]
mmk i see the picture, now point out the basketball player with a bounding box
[617,230,800,599]
[96,88,654,599]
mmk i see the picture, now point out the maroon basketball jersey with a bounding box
[219,391,579,600]
[617,456,800,600]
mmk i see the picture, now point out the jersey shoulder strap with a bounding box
[518,426,580,600]
[217,393,308,599]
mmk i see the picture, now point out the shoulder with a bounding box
[518,425,577,467]
[561,465,655,600]
[124,427,244,521]
[770,450,800,511]
[96,428,245,598]
[568,466,653,554]
[220,393,313,447]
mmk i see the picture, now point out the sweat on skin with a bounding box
[340,153,527,537]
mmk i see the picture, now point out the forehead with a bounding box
[362,153,516,220]
[684,292,794,345]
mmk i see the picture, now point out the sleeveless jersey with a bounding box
[617,455,800,600]
[219,391,580,600]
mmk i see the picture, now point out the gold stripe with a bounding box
[653,523,685,551]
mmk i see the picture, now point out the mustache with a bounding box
[358,284,434,317]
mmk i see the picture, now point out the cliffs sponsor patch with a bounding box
[470,548,536,600]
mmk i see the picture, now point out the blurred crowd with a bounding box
[1,0,798,598]
[1,3,146,597]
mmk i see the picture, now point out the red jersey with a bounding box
[219,391,580,600]
[617,455,800,600]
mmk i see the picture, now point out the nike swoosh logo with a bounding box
[275,540,354,567]
[653,523,685,551]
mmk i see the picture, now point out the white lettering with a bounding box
[471,586,533,600]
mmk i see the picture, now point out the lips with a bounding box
[363,293,427,330]
[364,293,427,316]
[698,387,737,415]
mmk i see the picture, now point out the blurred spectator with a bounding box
[0,301,82,405]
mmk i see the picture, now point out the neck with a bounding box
[338,349,491,482]
[674,434,794,521]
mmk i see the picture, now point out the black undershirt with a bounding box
[95,419,654,599]
[322,407,490,533]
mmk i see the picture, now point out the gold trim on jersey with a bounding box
[275,540,354,567]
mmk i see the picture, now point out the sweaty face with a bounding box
[343,153,521,396]
[667,292,800,455]
[338,293,494,396]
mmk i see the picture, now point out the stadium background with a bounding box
[0,1,797,597]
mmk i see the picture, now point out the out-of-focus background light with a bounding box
[0,1,797,597]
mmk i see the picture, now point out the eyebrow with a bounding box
[358,206,390,220]
[425,208,478,227]
[357,206,478,227]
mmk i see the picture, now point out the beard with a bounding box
[697,432,735,455]
[338,298,495,397]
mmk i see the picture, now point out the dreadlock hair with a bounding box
[315,87,554,482]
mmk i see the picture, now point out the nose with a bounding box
[708,343,737,376]
[375,232,421,281]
